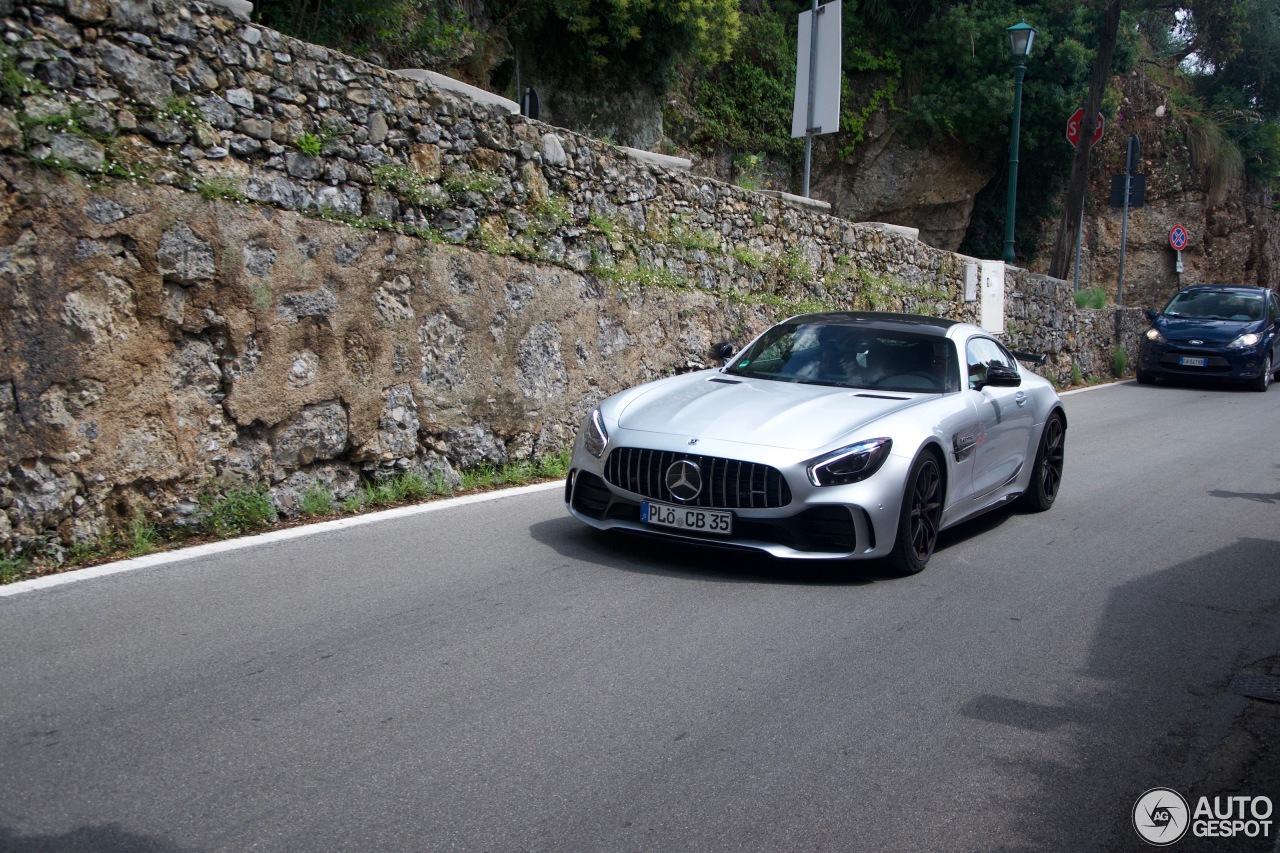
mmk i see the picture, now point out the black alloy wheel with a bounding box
[888,452,943,576]
[1021,413,1065,512]
[1251,355,1272,392]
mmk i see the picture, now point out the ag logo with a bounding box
[1134,788,1190,845]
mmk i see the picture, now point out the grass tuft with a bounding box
[200,485,278,538]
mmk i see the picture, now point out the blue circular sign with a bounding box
[1169,224,1189,251]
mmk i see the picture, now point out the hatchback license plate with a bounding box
[641,501,733,535]
[1178,356,1207,367]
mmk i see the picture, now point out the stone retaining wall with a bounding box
[0,0,1136,556]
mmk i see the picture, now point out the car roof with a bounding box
[1177,284,1270,295]
[786,311,962,337]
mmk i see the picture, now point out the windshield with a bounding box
[1163,290,1264,322]
[725,322,958,393]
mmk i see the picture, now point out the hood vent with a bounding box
[709,377,741,385]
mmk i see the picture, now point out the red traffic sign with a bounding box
[1169,224,1189,251]
[1066,107,1104,148]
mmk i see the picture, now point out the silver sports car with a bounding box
[565,312,1066,574]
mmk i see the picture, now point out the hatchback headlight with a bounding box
[1145,328,1165,343]
[1227,332,1261,349]
[582,408,609,458]
[807,438,893,487]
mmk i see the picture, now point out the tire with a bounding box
[1250,355,1272,392]
[887,451,943,576]
[1136,368,1154,385]
[1021,413,1065,512]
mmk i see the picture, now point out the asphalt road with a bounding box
[2,380,1279,852]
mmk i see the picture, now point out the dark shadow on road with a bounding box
[1136,376,1259,394]
[958,536,1280,852]
[1208,488,1280,504]
[528,515,899,586]
[530,497,1032,588]
[0,824,194,853]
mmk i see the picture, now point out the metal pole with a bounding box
[1118,173,1131,306]
[802,0,819,198]
[1002,60,1026,265]
[1072,206,1083,292]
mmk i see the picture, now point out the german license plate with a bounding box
[641,501,733,535]
[1178,356,1207,367]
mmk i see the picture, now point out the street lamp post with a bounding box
[1002,21,1037,265]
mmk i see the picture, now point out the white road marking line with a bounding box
[0,480,565,598]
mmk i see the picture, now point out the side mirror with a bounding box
[1144,309,1159,321]
[981,364,1022,389]
[713,341,737,365]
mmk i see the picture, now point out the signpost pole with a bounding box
[1117,134,1139,306]
[1072,207,1083,292]
[802,0,819,198]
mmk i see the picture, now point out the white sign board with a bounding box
[791,0,842,138]
[980,260,1005,333]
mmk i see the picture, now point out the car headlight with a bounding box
[582,408,609,458]
[1227,332,1261,349]
[807,438,893,487]
[1145,328,1165,343]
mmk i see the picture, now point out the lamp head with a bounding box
[1007,21,1037,60]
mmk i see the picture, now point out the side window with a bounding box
[966,338,1016,390]
[1271,293,1280,321]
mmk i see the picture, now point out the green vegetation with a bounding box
[294,131,325,157]
[300,486,335,516]
[1074,287,1108,309]
[459,450,571,491]
[682,5,799,159]
[256,0,477,68]
[1112,345,1129,378]
[371,163,442,208]
[127,514,161,557]
[443,170,504,200]
[0,46,49,102]
[0,556,29,585]
[196,176,250,202]
[200,485,278,538]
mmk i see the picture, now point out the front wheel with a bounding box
[1021,413,1065,512]
[1250,355,1272,392]
[887,452,943,576]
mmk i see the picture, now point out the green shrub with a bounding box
[201,485,278,537]
[294,131,324,156]
[1112,345,1130,377]
[128,514,160,556]
[300,486,334,516]
[0,556,29,585]
[1074,287,1107,309]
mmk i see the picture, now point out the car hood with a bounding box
[1156,315,1259,343]
[613,372,931,451]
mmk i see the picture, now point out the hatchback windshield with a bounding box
[726,323,958,393]
[1164,289,1264,322]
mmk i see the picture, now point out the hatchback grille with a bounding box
[603,447,792,509]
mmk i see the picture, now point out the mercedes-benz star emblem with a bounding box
[665,460,703,502]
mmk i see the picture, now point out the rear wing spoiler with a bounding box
[1011,350,1047,366]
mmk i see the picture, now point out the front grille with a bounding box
[603,447,792,509]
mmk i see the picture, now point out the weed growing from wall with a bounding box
[200,485,278,538]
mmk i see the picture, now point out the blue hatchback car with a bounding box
[1137,285,1280,391]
